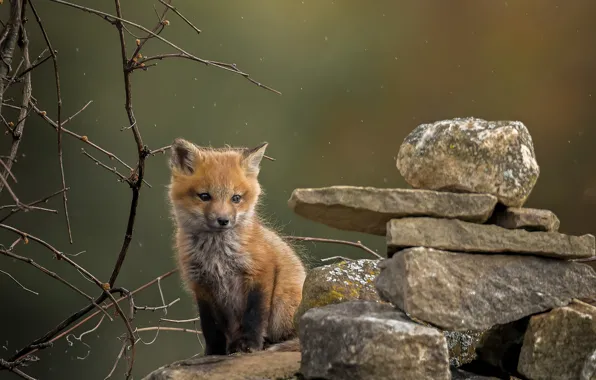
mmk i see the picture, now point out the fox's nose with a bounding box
[217,217,230,226]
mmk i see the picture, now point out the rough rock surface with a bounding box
[288,186,498,235]
[396,117,540,207]
[375,247,596,331]
[386,217,595,259]
[488,206,560,232]
[141,350,301,380]
[444,330,485,367]
[294,259,481,367]
[518,301,596,380]
[299,301,450,380]
[293,259,382,330]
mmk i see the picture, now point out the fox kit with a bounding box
[167,138,306,355]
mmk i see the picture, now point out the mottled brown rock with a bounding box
[293,259,383,331]
[396,117,540,207]
[288,186,498,235]
[386,217,595,259]
[142,350,300,380]
[299,301,450,380]
[488,206,560,232]
[294,259,480,367]
[375,247,596,331]
[518,301,596,380]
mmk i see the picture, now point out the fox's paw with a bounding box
[228,336,262,354]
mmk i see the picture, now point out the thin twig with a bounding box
[47,0,281,95]
[157,0,201,35]
[160,317,200,324]
[285,236,383,259]
[62,100,92,126]
[81,149,130,184]
[135,326,203,334]
[0,7,30,195]
[16,49,50,79]
[104,339,127,380]
[0,249,113,322]
[0,187,68,223]
[29,0,73,243]
[10,268,177,364]
[133,298,179,312]
[0,269,39,295]
[147,144,276,161]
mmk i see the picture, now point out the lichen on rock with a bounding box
[293,259,383,330]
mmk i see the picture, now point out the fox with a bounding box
[167,138,306,356]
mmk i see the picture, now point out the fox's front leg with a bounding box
[228,286,266,353]
[197,300,228,356]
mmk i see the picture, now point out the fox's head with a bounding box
[168,138,268,233]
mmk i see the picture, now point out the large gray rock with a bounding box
[375,247,596,331]
[293,259,383,331]
[386,217,595,259]
[488,206,560,232]
[288,186,498,235]
[396,117,540,207]
[518,301,596,380]
[299,301,450,380]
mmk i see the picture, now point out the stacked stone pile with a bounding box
[290,117,596,380]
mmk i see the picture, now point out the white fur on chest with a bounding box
[184,231,250,310]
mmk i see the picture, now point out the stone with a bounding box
[444,330,485,368]
[288,186,498,235]
[488,206,560,232]
[386,217,595,259]
[294,259,481,367]
[293,259,383,331]
[396,117,540,207]
[518,301,596,380]
[299,301,450,380]
[375,247,596,331]
[141,350,301,380]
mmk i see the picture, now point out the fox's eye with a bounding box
[231,194,242,204]
[197,193,211,202]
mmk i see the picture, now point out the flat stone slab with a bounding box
[142,350,301,380]
[299,301,450,380]
[488,206,560,232]
[518,301,596,380]
[386,217,595,259]
[288,186,498,235]
[375,247,596,331]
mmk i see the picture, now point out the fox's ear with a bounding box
[242,142,268,176]
[170,138,197,174]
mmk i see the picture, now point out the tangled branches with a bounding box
[0,1,379,379]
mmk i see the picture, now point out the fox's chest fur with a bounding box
[183,230,251,316]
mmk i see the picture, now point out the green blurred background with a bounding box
[1,1,596,379]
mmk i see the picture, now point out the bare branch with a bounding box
[29,0,72,243]
[0,268,39,295]
[0,249,114,322]
[47,0,281,95]
[0,6,30,195]
[160,317,200,324]
[157,0,201,35]
[81,149,130,184]
[0,187,68,223]
[285,236,383,259]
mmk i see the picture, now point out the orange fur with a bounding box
[167,139,306,355]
